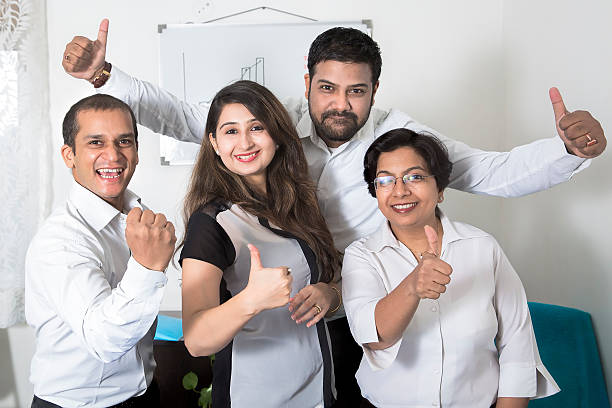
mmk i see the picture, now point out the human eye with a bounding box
[349,88,366,95]
[375,176,395,189]
[320,84,333,92]
[87,139,102,146]
[224,128,238,135]
[119,138,134,146]
[404,174,427,183]
[250,123,265,132]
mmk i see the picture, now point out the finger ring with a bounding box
[64,55,70,61]
[420,250,437,259]
[313,305,322,315]
[286,268,292,275]
[586,135,598,147]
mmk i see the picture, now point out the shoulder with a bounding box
[445,218,502,255]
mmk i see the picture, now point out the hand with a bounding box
[408,225,452,299]
[550,87,606,158]
[62,18,109,82]
[125,208,176,271]
[243,244,292,314]
[289,283,336,327]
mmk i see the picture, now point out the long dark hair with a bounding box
[180,81,341,282]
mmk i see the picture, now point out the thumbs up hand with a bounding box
[242,244,293,314]
[408,225,452,300]
[549,87,606,158]
[62,18,109,83]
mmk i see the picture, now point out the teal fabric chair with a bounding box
[528,302,609,407]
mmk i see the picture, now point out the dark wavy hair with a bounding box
[363,128,453,197]
[179,81,341,283]
[307,27,382,85]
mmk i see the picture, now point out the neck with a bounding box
[390,216,442,257]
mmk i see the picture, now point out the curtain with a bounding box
[0,0,51,328]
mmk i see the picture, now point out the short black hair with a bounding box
[307,27,382,85]
[62,94,138,152]
[363,128,453,197]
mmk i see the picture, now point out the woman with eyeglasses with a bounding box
[178,81,342,408]
[341,128,559,408]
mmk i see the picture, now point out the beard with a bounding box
[309,106,370,145]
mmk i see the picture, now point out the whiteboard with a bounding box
[158,21,370,165]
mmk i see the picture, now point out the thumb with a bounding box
[424,224,439,257]
[549,87,569,124]
[97,18,109,46]
[248,244,263,270]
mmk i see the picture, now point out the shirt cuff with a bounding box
[349,298,402,371]
[549,136,591,178]
[96,65,132,99]
[498,362,561,399]
[118,257,168,300]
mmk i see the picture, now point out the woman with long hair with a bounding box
[179,81,342,408]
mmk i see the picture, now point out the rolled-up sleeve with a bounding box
[342,242,402,370]
[492,242,560,398]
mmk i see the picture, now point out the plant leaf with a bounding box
[182,371,198,390]
[198,386,212,407]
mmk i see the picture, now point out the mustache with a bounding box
[321,110,358,122]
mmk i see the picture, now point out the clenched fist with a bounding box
[243,244,293,314]
[125,208,176,272]
[62,18,109,82]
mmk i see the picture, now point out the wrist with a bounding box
[327,284,342,315]
[237,288,260,317]
[89,61,112,88]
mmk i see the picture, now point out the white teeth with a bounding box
[236,152,257,160]
[97,168,123,179]
[392,203,416,209]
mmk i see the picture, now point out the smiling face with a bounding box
[61,108,138,211]
[375,147,442,234]
[209,103,276,192]
[305,60,379,148]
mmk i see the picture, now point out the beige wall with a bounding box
[1,0,609,406]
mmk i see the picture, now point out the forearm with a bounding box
[97,65,207,144]
[183,290,258,357]
[82,258,167,362]
[495,397,529,408]
[368,276,420,350]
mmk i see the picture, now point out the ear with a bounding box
[208,133,218,153]
[371,80,380,105]
[438,191,445,203]
[304,73,311,99]
[61,144,75,169]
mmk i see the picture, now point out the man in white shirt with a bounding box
[25,94,177,408]
[62,21,606,407]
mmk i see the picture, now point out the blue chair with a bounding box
[528,302,609,407]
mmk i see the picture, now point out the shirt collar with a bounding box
[363,210,486,253]
[68,180,142,232]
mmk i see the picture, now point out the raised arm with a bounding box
[396,88,606,197]
[63,19,207,144]
[182,244,292,356]
[26,208,175,363]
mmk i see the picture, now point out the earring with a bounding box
[438,195,444,203]
[214,150,220,156]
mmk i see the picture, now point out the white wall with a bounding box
[1,0,609,406]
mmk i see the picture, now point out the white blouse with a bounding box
[342,213,559,408]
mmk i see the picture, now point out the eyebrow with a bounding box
[317,79,370,88]
[219,118,258,129]
[83,133,135,140]
[376,166,425,177]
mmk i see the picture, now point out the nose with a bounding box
[238,130,255,150]
[331,92,351,112]
[391,177,411,197]
[102,143,122,161]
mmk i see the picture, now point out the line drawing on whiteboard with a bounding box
[180,55,266,107]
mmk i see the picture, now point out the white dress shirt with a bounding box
[25,181,167,407]
[341,213,560,407]
[99,67,589,252]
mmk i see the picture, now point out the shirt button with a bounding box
[433,368,440,375]
[156,282,164,289]
[431,306,438,312]
[431,403,439,407]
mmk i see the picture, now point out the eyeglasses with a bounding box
[373,174,435,191]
